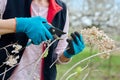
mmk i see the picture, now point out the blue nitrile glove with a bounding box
[16,16,53,45]
[63,31,85,58]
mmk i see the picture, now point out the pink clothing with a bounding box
[31,2,48,18]
[10,44,44,80]
[0,1,69,80]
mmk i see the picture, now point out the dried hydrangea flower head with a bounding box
[3,44,22,67]
[4,55,19,67]
[11,44,22,53]
[81,26,116,59]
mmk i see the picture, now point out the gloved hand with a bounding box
[16,16,53,45]
[63,32,85,58]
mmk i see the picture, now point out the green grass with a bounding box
[56,47,120,80]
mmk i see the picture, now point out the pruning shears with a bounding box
[27,24,66,46]
[48,24,66,38]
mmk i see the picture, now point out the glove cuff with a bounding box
[16,18,27,32]
[63,51,73,58]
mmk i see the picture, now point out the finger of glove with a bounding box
[67,39,73,50]
[41,33,47,41]
[66,39,75,55]
[71,32,84,50]
[30,35,40,45]
[71,33,78,45]
[31,31,43,45]
[72,37,85,55]
[43,23,51,30]
[73,41,84,54]
[74,31,84,45]
[74,31,81,40]
[75,36,85,49]
[67,39,71,44]
[44,27,53,40]
[79,35,85,46]
[70,33,82,53]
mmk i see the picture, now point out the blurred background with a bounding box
[57,0,120,80]
[65,0,120,39]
